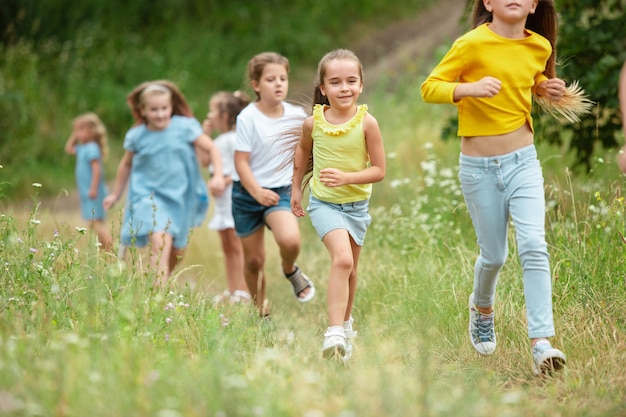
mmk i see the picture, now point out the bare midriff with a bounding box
[461,123,534,157]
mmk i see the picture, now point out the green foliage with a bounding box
[0,0,435,201]
[540,0,626,169]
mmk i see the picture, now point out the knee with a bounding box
[518,237,549,266]
[479,255,506,272]
[245,253,265,271]
[332,252,354,272]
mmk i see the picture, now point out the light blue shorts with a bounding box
[307,194,371,246]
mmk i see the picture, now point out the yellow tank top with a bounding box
[310,104,372,204]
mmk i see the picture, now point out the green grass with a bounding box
[1,75,625,416]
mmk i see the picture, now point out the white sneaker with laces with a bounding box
[532,340,566,376]
[322,326,346,359]
[468,293,496,356]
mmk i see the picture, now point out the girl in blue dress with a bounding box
[65,112,113,252]
[104,80,225,286]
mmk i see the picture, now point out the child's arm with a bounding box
[291,117,314,218]
[88,159,101,199]
[318,113,386,187]
[64,134,78,155]
[103,151,133,210]
[194,133,225,196]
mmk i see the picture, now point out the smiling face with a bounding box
[251,63,289,106]
[319,58,363,111]
[140,91,173,131]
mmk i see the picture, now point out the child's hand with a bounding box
[202,119,213,134]
[538,78,566,101]
[290,188,305,217]
[208,175,226,197]
[103,194,117,210]
[472,76,502,98]
[618,146,626,174]
[319,167,347,187]
[88,189,97,199]
[252,188,280,207]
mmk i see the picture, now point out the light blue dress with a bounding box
[75,142,108,221]
[121,115,209,249]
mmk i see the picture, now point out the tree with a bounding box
[543,0,626,169]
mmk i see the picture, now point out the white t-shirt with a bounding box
[210,130,236,177]
[233,101,307,188]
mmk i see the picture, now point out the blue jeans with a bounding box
[459,145,554,339]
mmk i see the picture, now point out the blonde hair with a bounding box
[126,80,194,125]
[73,112,109,160]
[246,52,290,101]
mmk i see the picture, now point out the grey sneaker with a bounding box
[468,293,496,356]
[343,317,358,361]
[532,340,566,376]
[322,327,346,359]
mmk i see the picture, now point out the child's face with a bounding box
[483,0,538,20]
[141,93,173,130]
[319,59,363,110]
[251,63,289,105]
[207,98,228,132]
[73,122,93,144]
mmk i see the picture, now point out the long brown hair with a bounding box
[126,80,194,126]
[471,0,558,78]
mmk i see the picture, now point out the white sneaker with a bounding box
[343,317,358,361]
[322,326,346,359]
[532,340,566,376]
[468,293,496,356]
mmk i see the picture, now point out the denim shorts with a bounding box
[307,194,371,246]
[231,181,292,238]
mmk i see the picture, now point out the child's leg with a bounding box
[89,219,113,253]
[508,161,554,340]
[219,228,247,294]
[169,247,185,276]
[150,232,173,286]
[345,238,362,322]
[321,229,355,327]
[240,228,266,312]
[265,210,301,275]
[459,159,509,310]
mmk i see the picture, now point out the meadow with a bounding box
[2,1,626,415]
[1,71,626,416]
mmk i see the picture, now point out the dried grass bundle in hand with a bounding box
[535,81,595,123]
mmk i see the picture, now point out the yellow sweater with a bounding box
[420,23,551,136]
[310,104,372,204]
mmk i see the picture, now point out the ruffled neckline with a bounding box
[313,104,368,136]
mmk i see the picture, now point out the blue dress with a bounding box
[121,115,209,249]
[75,142,108,221]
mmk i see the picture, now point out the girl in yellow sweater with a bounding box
[421,0,590,375]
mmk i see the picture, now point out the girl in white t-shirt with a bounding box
[233,52,315,316]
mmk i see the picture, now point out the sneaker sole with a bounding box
[322,345,346,359]
[533,356,567,376]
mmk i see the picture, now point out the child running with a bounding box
[104,80,225,286]
[203,90,251,304]
[64,112,113,252]
[291,49,386,359]
[233,51,315,316]
[421,0,591,375]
